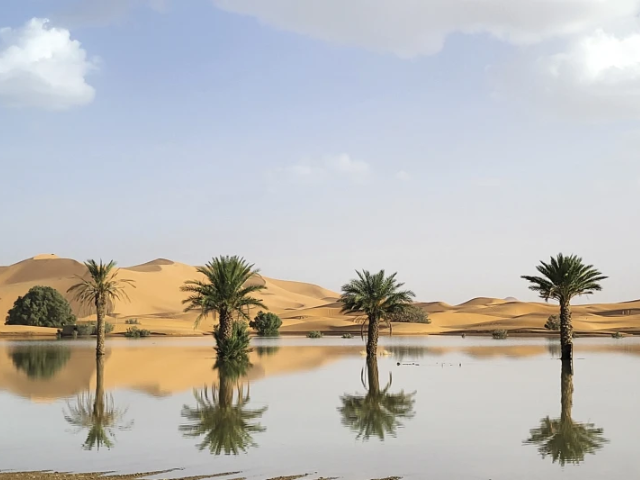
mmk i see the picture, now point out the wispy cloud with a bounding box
[268,153,371,189]
[395,170,411,181]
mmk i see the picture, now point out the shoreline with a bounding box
[0,472,401,480]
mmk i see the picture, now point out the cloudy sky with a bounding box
[1,0,640,303]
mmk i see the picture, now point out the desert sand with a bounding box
[1,254,639,337]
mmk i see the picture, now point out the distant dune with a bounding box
[1,254,639,337]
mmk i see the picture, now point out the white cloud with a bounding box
[270,153,371,187]
[325,153,370,175]
[396,170,411,181]
[0,18,97,110]
[212,0,638,57]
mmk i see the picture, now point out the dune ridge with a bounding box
[1,254,639,336]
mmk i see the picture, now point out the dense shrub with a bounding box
[75,322,115,336]
[307,331,323,339]
[215,321,251,361]
[492,329,509,339]
[612,332,624,339]
[249,311,282,336]
[125,318,140,325]
[10,345,71,379]
[545,315,560,331]
[342,333,353,339]
[386,305,430,324]
[5,286,76,328]
[124,326,151,338]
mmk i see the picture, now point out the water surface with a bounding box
[1,336,639,479]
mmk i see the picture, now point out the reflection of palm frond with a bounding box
[339,359,415,441]
[525,417,607,466]
[64,392,132,451]
[180,383,267,455]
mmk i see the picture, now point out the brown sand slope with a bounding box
[1,254,640,336]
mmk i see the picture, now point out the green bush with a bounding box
[125,318,140,325]
[5,286,76,328]
[307,331,323,339]
[342,333,353,339]
[545,315,560,331]
[124,326,151,338]
[386,305,430,324]
[612,331,624,339]
[215,321,251,361]
[492,329,509,339]
[75,322,114,336]
[249,311,282,336]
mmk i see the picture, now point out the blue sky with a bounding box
[1,0,640,303]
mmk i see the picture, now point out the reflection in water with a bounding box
[339,357,416,441]
[386,345,429,361]
[255,346,280,357]
[10,345,71,380]
[64,356,133,450]
[180,357,267,455]
[546,341,561,359]
[525,362,608,465]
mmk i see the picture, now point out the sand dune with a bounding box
[1,254,640,336]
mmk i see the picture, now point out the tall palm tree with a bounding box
[340,270,415,357]
[181,256,267,342]
[338,356,415,441]
[67,260,135,356]
[524,362,607,465]
[521,254,606,361]
[180,358,267,455]
[64,355,132,450]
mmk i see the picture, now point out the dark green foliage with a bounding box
[124,327,151,338]
[76,322,114,336]
[124,318,140,325]
[611,332,624,339]
[386,305,430,324]
[215,321,251,362]
[342,333,354,339]
[5,286,76,328]
[545,315,561,331]
[307,331,323,338]
[249,311,282,336]
[492,329,508,339]
[10,345,72,379]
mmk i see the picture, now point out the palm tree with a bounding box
[340,270,415,357]
[524,362,607,465]
[521,254,606,361]
[67,260,135,356]
[338,356,415,441]
[64,355,132,450]
[181,256,267,342]
[180,358,267,455]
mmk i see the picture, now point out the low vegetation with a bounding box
[386,304,430,324]
[307,331,323,339]
[5,286,76,328]
[215,321,251,361]
[492,329,509,339]
[342,333,353,339]
[545,314,560,331]
[249,311,282,336]
[125,318,140,325]
[75,322,115,337]
[611,332,624,339]
[124,326,151,338]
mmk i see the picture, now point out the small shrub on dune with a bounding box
[249,311,282,336]
[307,331,323,339]
[545,315,560,331]
[215,321,251,361]
[124,327,151,338]
[492,329,508,340]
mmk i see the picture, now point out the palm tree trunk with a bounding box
[559,299,573,361]
[219,310,233,341]
[560,360,573,423]
[94,354,105,417]
[366,315,379,357]
[366,356,380,397]
[95,296,106,357]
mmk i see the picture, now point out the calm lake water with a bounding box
[1,336,639,479]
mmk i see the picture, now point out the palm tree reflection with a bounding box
[524,361,607,465]
[64,355,132,450]
[180,357,267,455]
[339,356,415,441]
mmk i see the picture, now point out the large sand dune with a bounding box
[1,254,639,337]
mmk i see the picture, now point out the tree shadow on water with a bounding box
[180,356,267,455]
[338,356,416,441]
[64,355,132,451]
[524,361,608,466]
